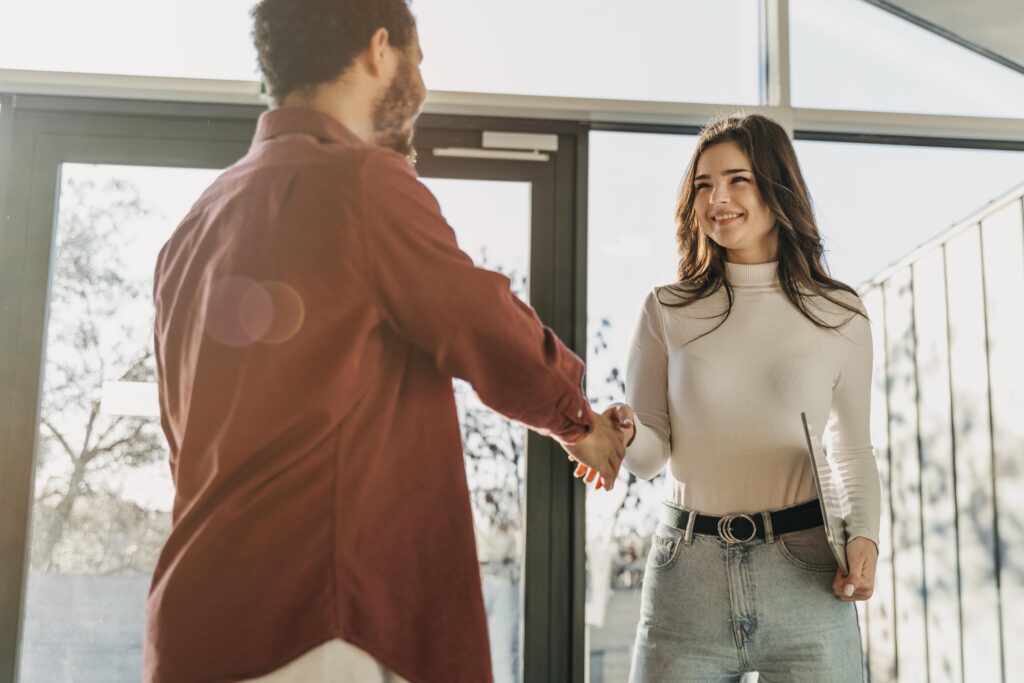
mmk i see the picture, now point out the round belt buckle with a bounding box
[717,513,757,544]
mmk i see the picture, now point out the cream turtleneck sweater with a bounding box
[623,261,881,544]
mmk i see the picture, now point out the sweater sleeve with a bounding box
[623,290,672,479]
[830,304,882,546]
[361,150,593,444]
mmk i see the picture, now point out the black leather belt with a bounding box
[659,499,823,543]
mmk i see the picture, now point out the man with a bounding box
[144,1,626,681]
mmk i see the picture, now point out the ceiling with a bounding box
[864,0,1024,75]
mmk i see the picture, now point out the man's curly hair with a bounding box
[252,0,416,104]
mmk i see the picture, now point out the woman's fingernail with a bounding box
[844,584,855,597]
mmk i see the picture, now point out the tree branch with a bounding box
[79,400,101,461]
[83,419,148,466]
[91,414,126,453]
[41,418,80,464]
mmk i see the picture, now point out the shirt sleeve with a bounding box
[623,290,672,479]
[360,150,593,444]
[830,303,882,546]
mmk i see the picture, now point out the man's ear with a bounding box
[364,27,391,78]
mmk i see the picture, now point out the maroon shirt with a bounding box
[146,108,594,682]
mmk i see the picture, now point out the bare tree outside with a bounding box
[456,256,528,581]
[31,174,168,574]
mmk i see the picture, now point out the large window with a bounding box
[3,0,762,104]
[794,141,1024,286]
[790,0,1024,118]
[583,128,1024,681]
[0,0,259,81]
[418,0,762,104]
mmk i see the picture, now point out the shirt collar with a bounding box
[252,107,363,146]
[724,260,779,288]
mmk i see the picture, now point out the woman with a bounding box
[589,113,881,682]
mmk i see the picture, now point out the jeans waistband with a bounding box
[659,499,824,545]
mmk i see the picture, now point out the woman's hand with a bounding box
[570,403,635,490]
[605,403,635,446]
[833,537,878,601]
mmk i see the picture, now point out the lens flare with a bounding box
[205,277,305,347]
[259,281,305,344]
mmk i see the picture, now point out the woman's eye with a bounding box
[732,176,750,184]
[695,183,711,191]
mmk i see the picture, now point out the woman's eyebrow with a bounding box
[695,169,752,180]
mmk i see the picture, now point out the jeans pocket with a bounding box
[777,526,837,572]
[647,523,684,570]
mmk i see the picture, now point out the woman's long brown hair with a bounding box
[662,113,866,340]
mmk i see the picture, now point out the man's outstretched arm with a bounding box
[360,150,623,486]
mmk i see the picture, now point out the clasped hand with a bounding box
[833,537,878,602]
[561,403,635,491]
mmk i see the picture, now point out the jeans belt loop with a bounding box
[762,511,775,544]
[683,510,697,545]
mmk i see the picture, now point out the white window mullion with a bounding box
[0,69,265,105]
[794,107,1024,144]
[763,0,795,137]
[4,75,1023,148]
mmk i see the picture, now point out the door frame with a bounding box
[415,120,588,683]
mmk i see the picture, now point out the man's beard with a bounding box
[372,56,424,163]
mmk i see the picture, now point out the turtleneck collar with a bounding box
[725,261,779,288]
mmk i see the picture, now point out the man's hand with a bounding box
[562,412,626,490]
[566,405,634,490]
[833,537,878,601]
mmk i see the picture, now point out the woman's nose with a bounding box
[709,183,730,204]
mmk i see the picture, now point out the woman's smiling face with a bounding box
[693,141,778,263]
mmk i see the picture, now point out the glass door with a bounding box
[415,127,580,682]
[423,176,532,683]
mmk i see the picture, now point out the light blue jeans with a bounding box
[630,502,865,683]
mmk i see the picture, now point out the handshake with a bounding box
[561,403,635,491]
